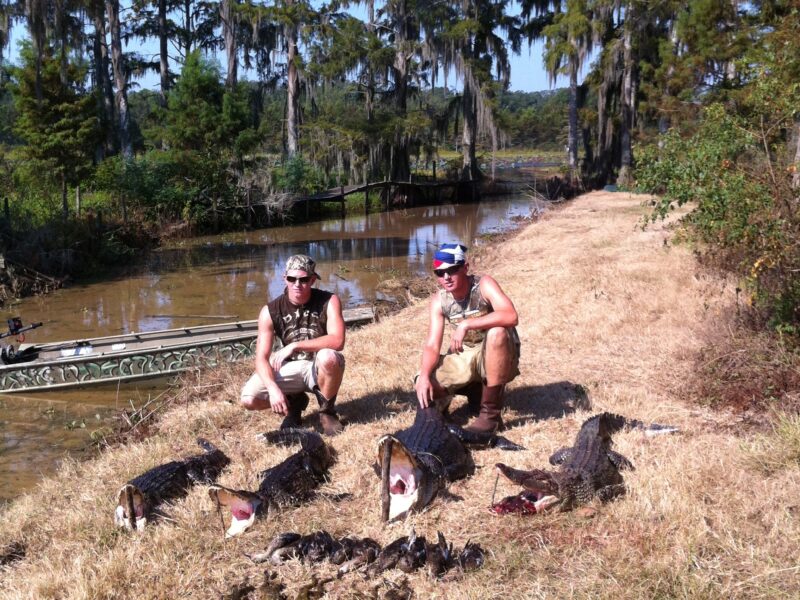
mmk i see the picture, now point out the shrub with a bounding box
[636,102,800,331]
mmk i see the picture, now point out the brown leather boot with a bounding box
[280,393,309,430]
[465,384,505,433]
[313,387,344,436]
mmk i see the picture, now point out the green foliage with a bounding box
[637,99,800,328]
[10,42,99,213]
[271,155,329,195]
[497,89,568,149]
[163,52,257,157]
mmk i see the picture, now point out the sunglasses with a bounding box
[286,275,312,284]
[434,265,463,278]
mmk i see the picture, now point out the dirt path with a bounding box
[1,191,797,599]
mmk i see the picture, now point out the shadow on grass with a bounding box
[323,387,418,429]
[447,380,591,429]
[332,380,591,431]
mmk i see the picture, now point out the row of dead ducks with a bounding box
[249,529,485,579]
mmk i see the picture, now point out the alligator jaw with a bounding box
[490,491,560,515]
[208,486,263,537]
[115,484,148,530]
[377,435,424,521]
[491,463,561,515]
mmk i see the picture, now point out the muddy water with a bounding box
[0,196,536,501]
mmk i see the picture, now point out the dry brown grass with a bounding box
[1,191,799,599]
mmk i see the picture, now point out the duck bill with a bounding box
[377,435,424,521]
[208,486,262,537]
[115,484,148,530]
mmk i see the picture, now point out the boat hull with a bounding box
[0,308,373,393]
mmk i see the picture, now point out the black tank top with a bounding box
[268,288,332,361]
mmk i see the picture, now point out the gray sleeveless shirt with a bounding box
[439,274,519,347]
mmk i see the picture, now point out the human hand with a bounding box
[449,322,469,354]
[269,387,288,415]
[269,343,295,371]
[415,375,434,409]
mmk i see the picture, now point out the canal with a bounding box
[0,194,538,501]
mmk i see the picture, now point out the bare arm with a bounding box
[269,295,346,369]
[254,304,288,415]
[414,294,445,408]
[449,275,518,353]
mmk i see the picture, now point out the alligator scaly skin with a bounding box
[550,413,632,508]
[117,438,230,527]
[127,439,229,500]
[394,407,473,484]
[495,413,640,512]
[254,429,334,508]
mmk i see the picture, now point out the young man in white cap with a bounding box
[240,254,346,435]
[414,242,520,433]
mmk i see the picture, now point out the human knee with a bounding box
[316,349,345,374]
[239,392,259,410]
[486,327,510,349]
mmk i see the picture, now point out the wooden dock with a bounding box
[241,178,481,224]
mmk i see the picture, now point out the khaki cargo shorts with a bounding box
[425,328,520,393]
[240,352,344,403]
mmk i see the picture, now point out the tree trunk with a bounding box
[61,172,68,221]
[567,54,579,178]
[159,0,170,101]
[91,0,115,158]
[461,79,480,181]
[106,0,132,159]
[181,0,193,59]
[285,0,300,157]
[618,24,635,187]
[793,117,800,191]
[389,0,411,182]
[221,0,237,89]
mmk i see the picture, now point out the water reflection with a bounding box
[0,195,535,501]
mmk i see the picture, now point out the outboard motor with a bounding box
[0,344,16,364]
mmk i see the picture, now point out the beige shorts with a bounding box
[240,352,344,403]
[428,329,520,393]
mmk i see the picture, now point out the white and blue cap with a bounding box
[432,243,467,269]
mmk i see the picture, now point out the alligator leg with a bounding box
[608,450,634,471]
[549,447,573,466]
[495,463,558,496]
[596,483,627,502]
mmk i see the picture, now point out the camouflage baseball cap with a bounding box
[284,254,320,278]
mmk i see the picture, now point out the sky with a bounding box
[5,19,564,95]
[137,37,561,94]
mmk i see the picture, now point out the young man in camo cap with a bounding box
[414,242,520,433]
[240,254,346,435]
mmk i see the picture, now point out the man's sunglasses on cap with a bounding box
[286,275,313,284]
[434,265,463,278]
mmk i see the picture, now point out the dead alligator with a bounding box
[209,429,334,537]
[115,438,230,530]
[493,412,679,514]
[377,406,523,521]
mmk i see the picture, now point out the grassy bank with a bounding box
[1,191,798,598]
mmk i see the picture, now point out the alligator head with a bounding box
[114,484,148,530]
[490,463,561,515]
[208,486,264,537]
[376,434,442,521]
